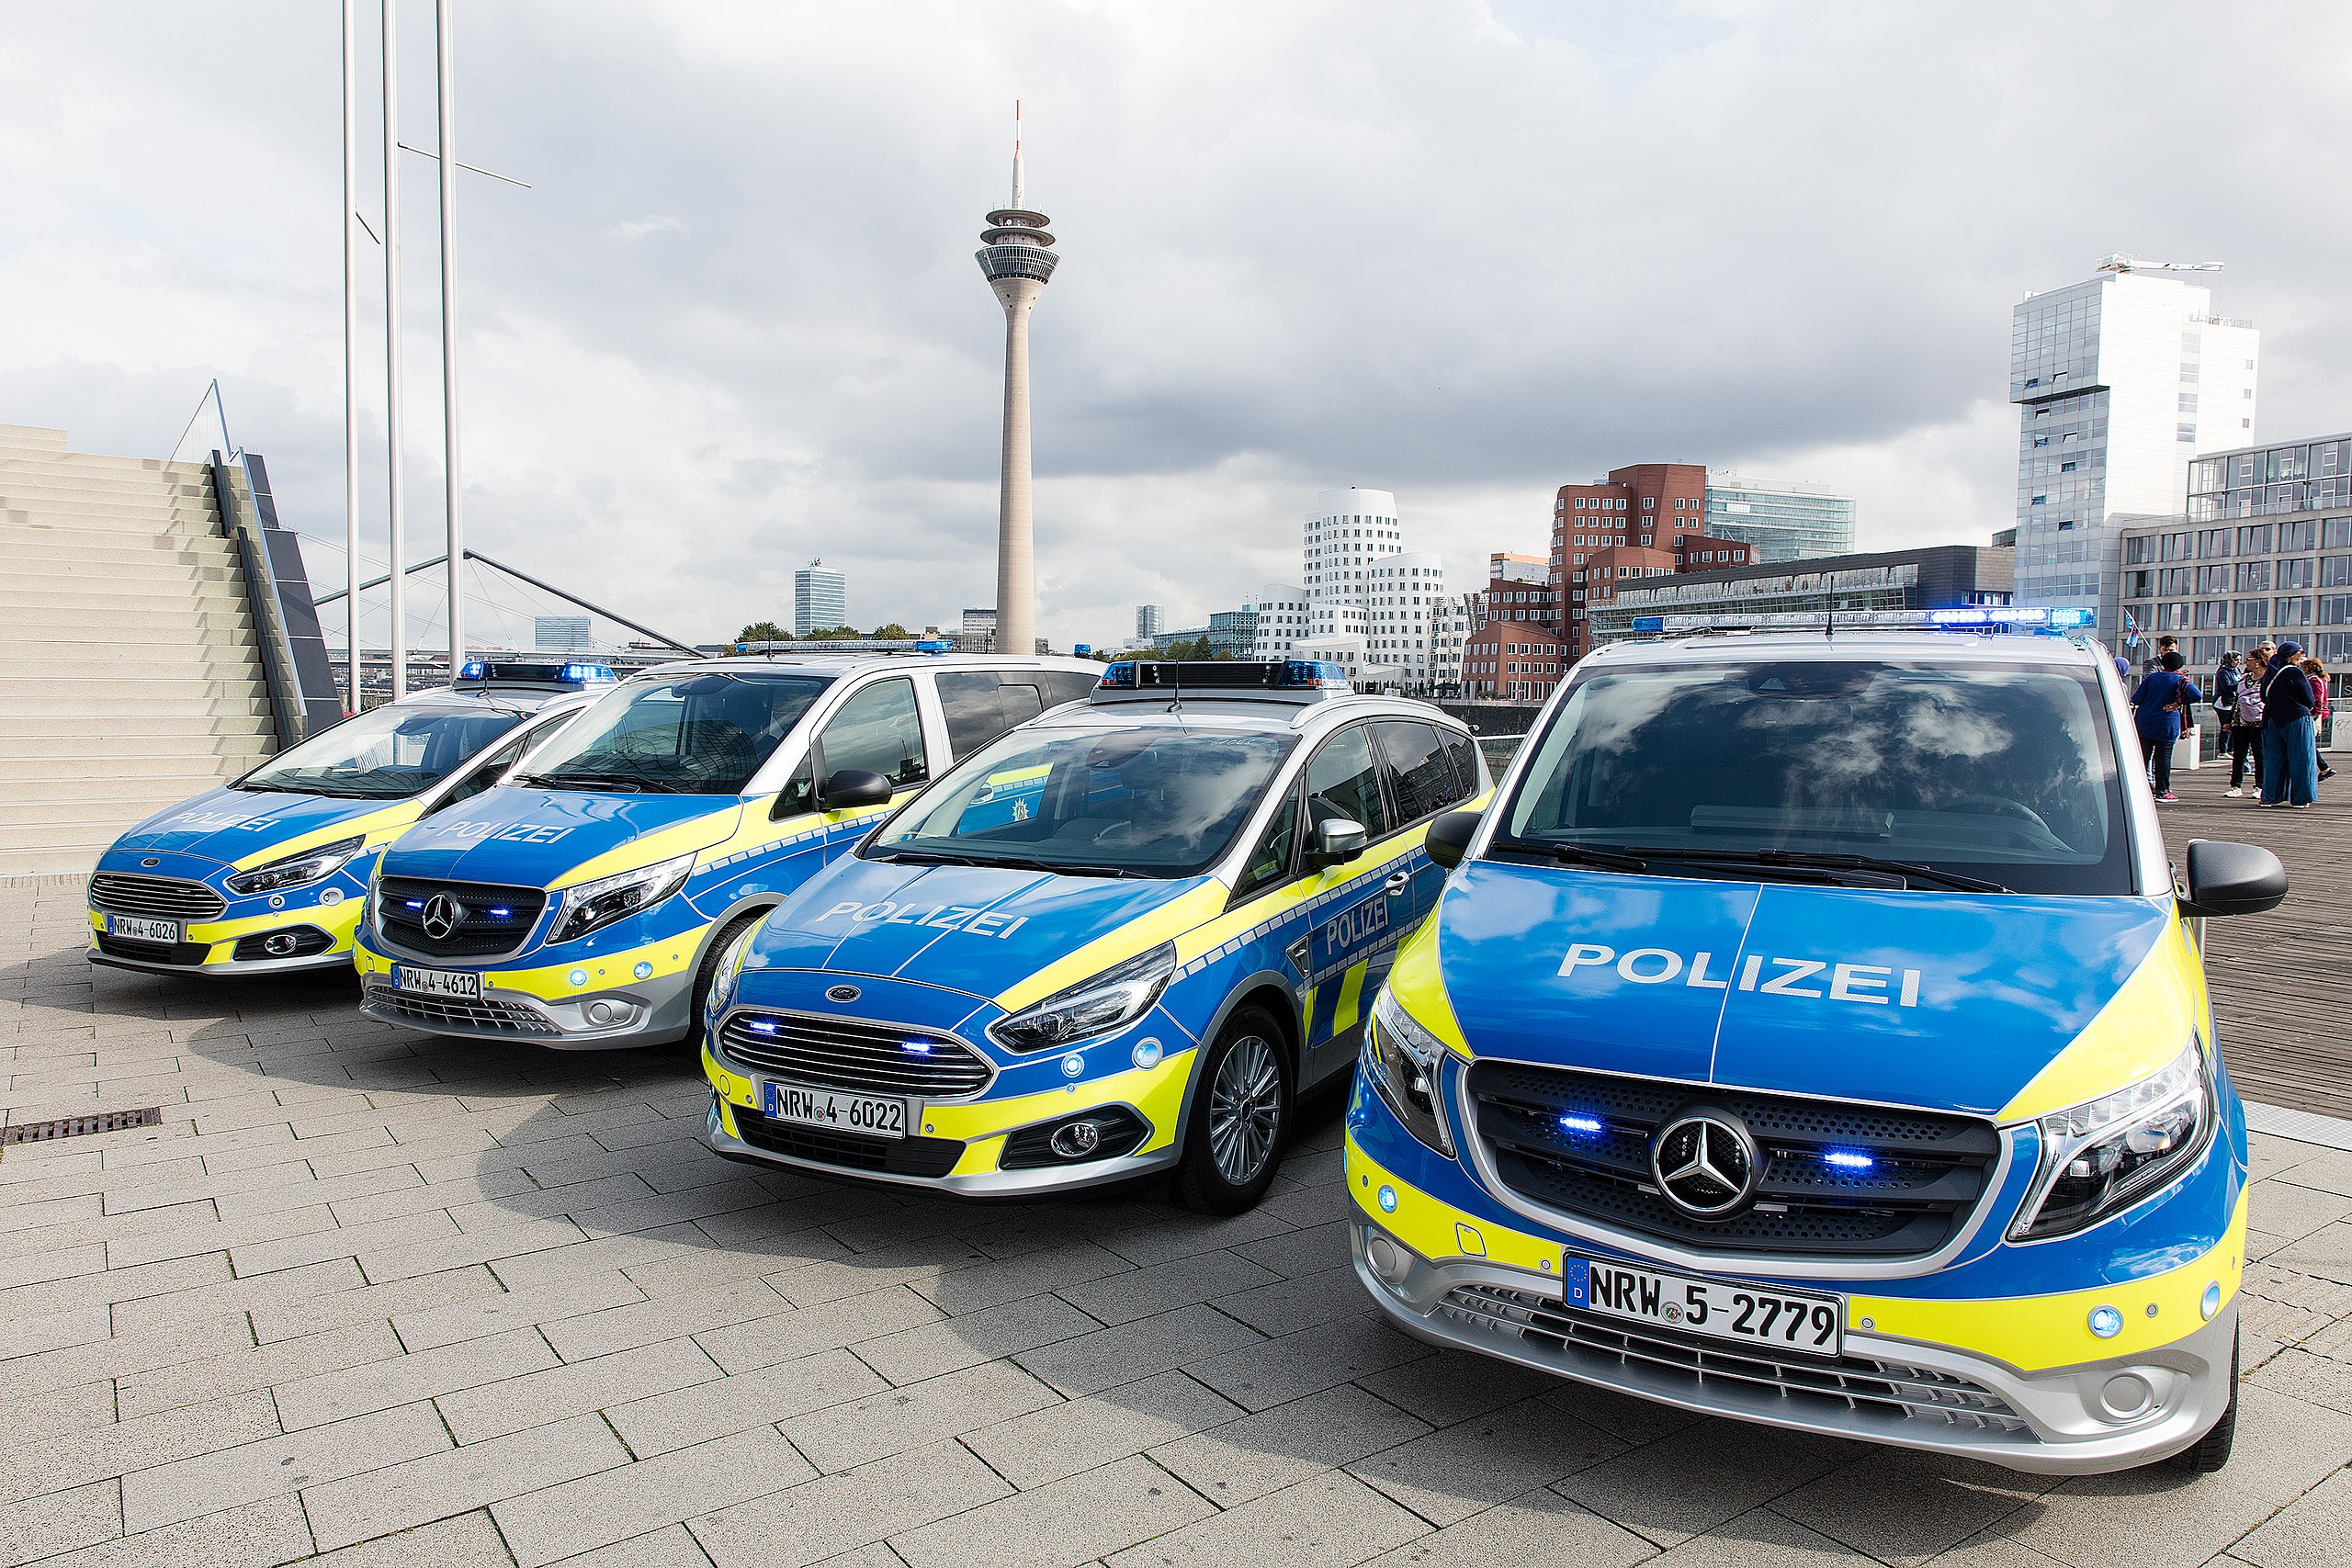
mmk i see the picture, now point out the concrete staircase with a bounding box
[0,423,277,877]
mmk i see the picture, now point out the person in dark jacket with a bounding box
[2211,650,2245,794]
[2130,651,2203,802]
[2259,638,2320,807]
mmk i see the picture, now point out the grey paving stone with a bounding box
[964,1370,1250,1491]
[118,1400,449,1532]
[537,1274,789,1363]
[246,1263,506,1345]
[1151,1382,1432,1509]
[606,1346,887,1458]
[2,1388,282,1509]
[1353,1348,1566,1427]
[891,1452,1216,1568]
[304,1410,630,1551]
[303,1509,515,1566]
[272,1324,560,1431]
[1182,1312,1429,1412]
[909,1239,1138,1314]
[853,1289,1104,1386]
[0,1379,117,1454]
[1014,1303,1266,1399]
[765,1238,992,1308]
[687,1439,1012,1568]
[1227,1218,1351,1281]
[2229,1465,2352,1567]
[1549,1417,1864,1550]
[1767,1446,2048,1565]
[435,1336,722,1444]
[1097,1209,1298,1270]
[1208,1263,1376,1337]
[390,1267,648,1353]
[0,1479,121,1566]
[21,1494,314,1568]
[114,1320,403,1420]
[110,1257,368,1337]
[1101,1470,1430,1568]
[2246,1344,2352,1414]
[1642,1505,1867,1564]
[782,1357,1060,1473]
[545,1522,720,1567]
[1056,1248,1282,1327]
[1350,1393,1624,1526]
[1359,1486,1656,1568]
[695,1282,947,1375]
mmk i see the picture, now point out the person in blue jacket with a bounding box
[2258,638,2320,807]
[2131,650,2203,802]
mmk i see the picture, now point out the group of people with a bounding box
[2127,634,2333,807]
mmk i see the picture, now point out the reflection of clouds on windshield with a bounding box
[1903,687,2014,761]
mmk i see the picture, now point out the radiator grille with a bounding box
[364,983,559,1037]
[718,1011,991,1099]
[89,873,225,921]
[375,877,548,959]
[730,1105,965,1177]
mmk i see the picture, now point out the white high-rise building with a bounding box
[1298,488,1449,691]
[793,561,847,636]
[2011,254,2259,641]
[1247,585,1308,658]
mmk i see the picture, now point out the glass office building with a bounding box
[1700,473,1857,563]
[793,562,848,636]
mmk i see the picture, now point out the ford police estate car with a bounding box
[699,660,1487,1213]
[87,665,606,978]
[1346,609,2286,1474]
[354,653,1102,1050]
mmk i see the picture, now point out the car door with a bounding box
[1370,719,1461,931]
[1296,724,1399,1073]
[791,675,933,865]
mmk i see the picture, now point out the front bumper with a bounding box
[353,931,700,1049]
[85,899,361,979]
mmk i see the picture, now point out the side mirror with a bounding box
[1424,808,1483,871]
[1306,818,1368,869]
[2179,839,2288,918]
[820,769,896,811]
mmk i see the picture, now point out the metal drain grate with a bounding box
[2,1108,164,1145]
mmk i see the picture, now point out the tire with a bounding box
[2165,1327,2239,1474]
[681,912,764,1060]
[1172,1007,1292,1214]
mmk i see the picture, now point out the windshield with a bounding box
[517,671,831,795]
[867,725,1296,878]
[238,704,528,799]
[1497,659,2132,896]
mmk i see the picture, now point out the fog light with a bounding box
[1132,1038,1163,1070]
[1365,1234,1409,1282]
[1049,1120,1103,1158]
[569,969,588,987]
[586,1000,618,1025]
[2088,1305,2123,1339]
[262,932,299,956]
[1377,1184,1397,1213]
[2201,1281,2222,1321]
[634,961,653,979]
[1059,1054,1086,1079]
[2098,1372,2154,1421]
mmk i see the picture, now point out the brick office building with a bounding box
[1550,463,1755,662]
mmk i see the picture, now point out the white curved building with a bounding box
[1300,489,1450,691]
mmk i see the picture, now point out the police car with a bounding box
[353,653,1102,1049]
[1347,608,2286,1475]
[699,660,1487,1212]
[86,664,611,978]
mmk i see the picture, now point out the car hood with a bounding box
[111,787,392,866]
[380,785,741,886]
[1434,861,2177,1117]
[745,855,1214,1002]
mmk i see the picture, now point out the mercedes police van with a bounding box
[353,653,1102,1050]
[698,660,1487,1213]
[86,662,610,978]
[1345,608,2286,1475]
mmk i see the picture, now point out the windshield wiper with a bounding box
[1625,847,2010,895]
[871,849,1139,879]
[517,771,683,794]
[1488,838,1652,874]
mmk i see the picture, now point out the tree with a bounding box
[870,623,912,640]
[736,620,787,646]
[803,626,860,640]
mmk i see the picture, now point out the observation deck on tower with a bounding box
[977,207,1057,284]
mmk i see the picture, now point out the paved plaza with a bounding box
[7,842,2352,1565]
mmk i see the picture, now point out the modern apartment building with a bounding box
[793,560,848,636]
[1136,604,1165,641]
[1701,471,1858,563]
[2010,255,2259,643]
[1548,463,1756,660]
[2119,432,2352,668]
[1295,488,1451,693]
[1585,545,2017,646]
[1248,584,1309,658]
[533,615,592,650]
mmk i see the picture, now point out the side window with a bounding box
[1372,721,1453,824]
[429,726,530,813]
[1305,727,1391,840]
[935,672,1007,761]
[998,682,1045,728]
[1040,670,1102,707]
[1235,785,1301,898]
[1440,731,1481,805]
[819,678,928,787]
[775,756,815,816]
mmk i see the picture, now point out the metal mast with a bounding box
[381,0,408,697]
[434,0,463,682]
[341,0,362,708]
[976,101,1057,659]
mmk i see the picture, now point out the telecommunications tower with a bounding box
[976,103,1058,657]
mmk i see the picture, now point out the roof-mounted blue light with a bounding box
[1634,607,2086,637]
[1090,659,1352,703]
[460,660,489,679]
[1097,660,1139,689]
[915,640,952,654]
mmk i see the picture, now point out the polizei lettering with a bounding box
[814,901,1031,941]
[421,820,576,844]
[1556,943,1922,1009]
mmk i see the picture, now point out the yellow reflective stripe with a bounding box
[549,804,747,889]
[1997,913,2199,1123]
[952,1136,1009,1177]
[1385,912,1470,1056]
[232,801,423,870]
[1171,828,1427,966]
[994,881,1231,1012]
[1333,960,1371,1036]
[1347,1133,2250,1374]
[356,925,705,998]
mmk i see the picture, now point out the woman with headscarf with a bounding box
[2258,639,2320,807]
[2130,651,2202,802]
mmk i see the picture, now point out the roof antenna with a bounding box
[1011,98,1023,209]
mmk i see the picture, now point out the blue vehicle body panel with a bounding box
[110,788,388,865]
[385,787,737,886]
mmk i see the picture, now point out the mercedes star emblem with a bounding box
[1650,1110,1761,1218]
[825,984,862,1004]
[420,894,465,942]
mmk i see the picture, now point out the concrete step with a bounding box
[0,750,270,781]
[0,425,71,455]
[0,523,230,554]
[2,600,254,628]
[0,498,223,531]
[0,735,276,763]
[0,634,260,660]
[0,712,275,739]
[0,693,273,721]
[0,564,245,597]
[0,470,214,500]
[6,776,247,813]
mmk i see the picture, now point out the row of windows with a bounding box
[2125,597,2344,631]
[2125,519,2348,564]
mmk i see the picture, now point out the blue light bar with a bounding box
[560,662,616,683]
[460,660,489,679]
[1635,607,2086,637]
[1097,660,1138,689]
[915,640,952,654]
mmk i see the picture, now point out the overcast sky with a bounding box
[5,1,2348,652]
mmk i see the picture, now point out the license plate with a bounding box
[393,964,481,1000]
[1565,1254,1844,1358]
[761,1079,908,1140]
[107,915,180,943]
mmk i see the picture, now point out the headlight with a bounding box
[225,836,366,897]
[1365,987,1455,1157]
[705,922,758,1028]
[548,853,695,945]
[2008,1037,2215,1242]
[987,943,1175,1054]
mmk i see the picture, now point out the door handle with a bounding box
[1385,872,1411,897]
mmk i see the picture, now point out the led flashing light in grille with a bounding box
[1824,1150,1876,1170]
[1560,1114,1604,1134]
